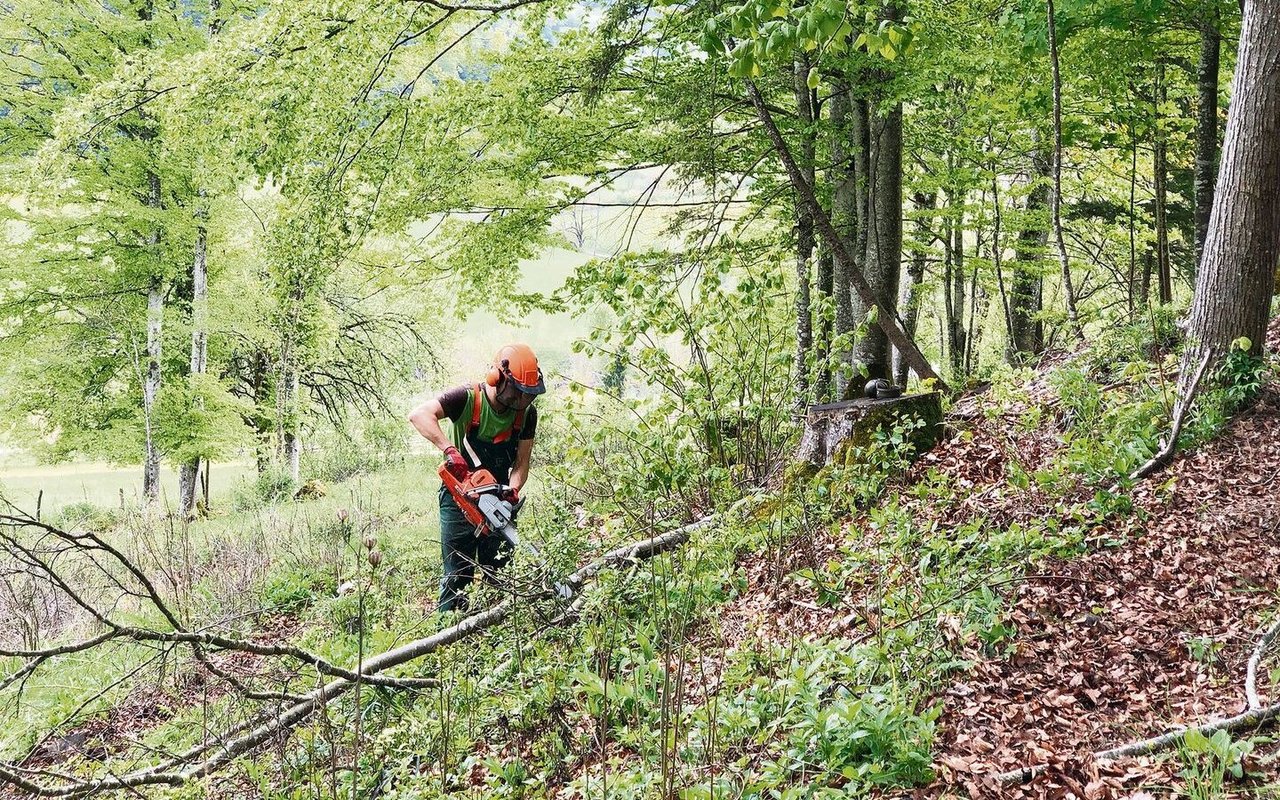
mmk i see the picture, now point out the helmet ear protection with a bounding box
[486,359,509,388]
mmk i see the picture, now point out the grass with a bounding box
[0,460,257,517]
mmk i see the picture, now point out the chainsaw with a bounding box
[437,464,572,599]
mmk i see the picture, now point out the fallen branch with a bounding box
[0,515,718,797]
[1247,616,1280,709]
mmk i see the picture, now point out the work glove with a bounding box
[500,487,519,505]
[442,446,470,480]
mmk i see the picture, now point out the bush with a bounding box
[262,566,333,613]
[231,471,296,511]
[56,501,121,530]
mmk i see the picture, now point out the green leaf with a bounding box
[806,66,820,89]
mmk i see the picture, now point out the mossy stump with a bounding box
[794,391,944,471]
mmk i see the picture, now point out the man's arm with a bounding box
[508,438,534,493]
[408,398,454,453]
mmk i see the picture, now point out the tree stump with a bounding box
[795,391,944,470]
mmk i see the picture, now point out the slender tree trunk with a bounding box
[1194,13,1222,271]
[1128,112,1139,317]
[1181,0,1280,385]
[791,56,817,411]
[1153,63,1173,304]
[814,248,835,403]
[178,209,208,519]
[845,93,876,393]
[142,171,164,505]
[281,365,301,484]
[946,187,966,377]
[1047,0,1083,339]
[895,190,934,387]
[830,78,858,399]
[1010,147,1049,361]
[992,166,1013,357]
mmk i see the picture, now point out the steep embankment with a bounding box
[649,320,1280,799]
[931,321,1280,799]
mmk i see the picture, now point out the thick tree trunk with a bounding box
[857,98,903,384]
[178,213,208,519]
[1153,64,1173,305]
[1047,0,1083,339]
[1010,147,1049,362]
[791,56,817,411]
[1194,14,1222,272]
[830,80,858,399]
[895,191,934,387]
[1181,0,1280,384]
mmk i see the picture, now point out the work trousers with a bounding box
[437,487,511,612]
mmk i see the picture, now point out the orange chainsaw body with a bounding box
[438,463,502,533]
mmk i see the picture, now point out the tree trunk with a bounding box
[830,79,858,399]
[895,190,934,386]
[945,186,966,377]
[1194,13,1222,271]
[1180,0,1280,384]
[1010,147,1049,362]
[857,96,903,384]
[791,56,817,411]
[178,211,208,519]
[1153,63,1173,305]
[142,171,164,505]
[281,366,301,484]
[1047,0,1083,339]
[814,248,835,403]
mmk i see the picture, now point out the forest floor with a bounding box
[702,317,1280,800]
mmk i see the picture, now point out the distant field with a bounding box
[0,461,256,515]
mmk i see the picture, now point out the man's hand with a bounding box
[500,487,519,505]
[442,446,470,480]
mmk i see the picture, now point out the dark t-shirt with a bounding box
[438,385,538,440]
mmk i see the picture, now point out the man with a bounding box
[408,343,544,612]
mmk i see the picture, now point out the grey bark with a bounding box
[1181,0,1280,385]
[791,56,817,410]
[142,173,164,505]
[1194,13,1222,271]
[829,80,859,399]
[178,211,208,519]
[895,191,934,387]
[944,185,966,377]
[1010,147,1049,362]
[857,97,903,384]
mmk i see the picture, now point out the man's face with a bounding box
[498,375,536,409]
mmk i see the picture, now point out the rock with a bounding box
[794,391,944,471]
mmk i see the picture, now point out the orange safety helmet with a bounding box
[486,343,546,395]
